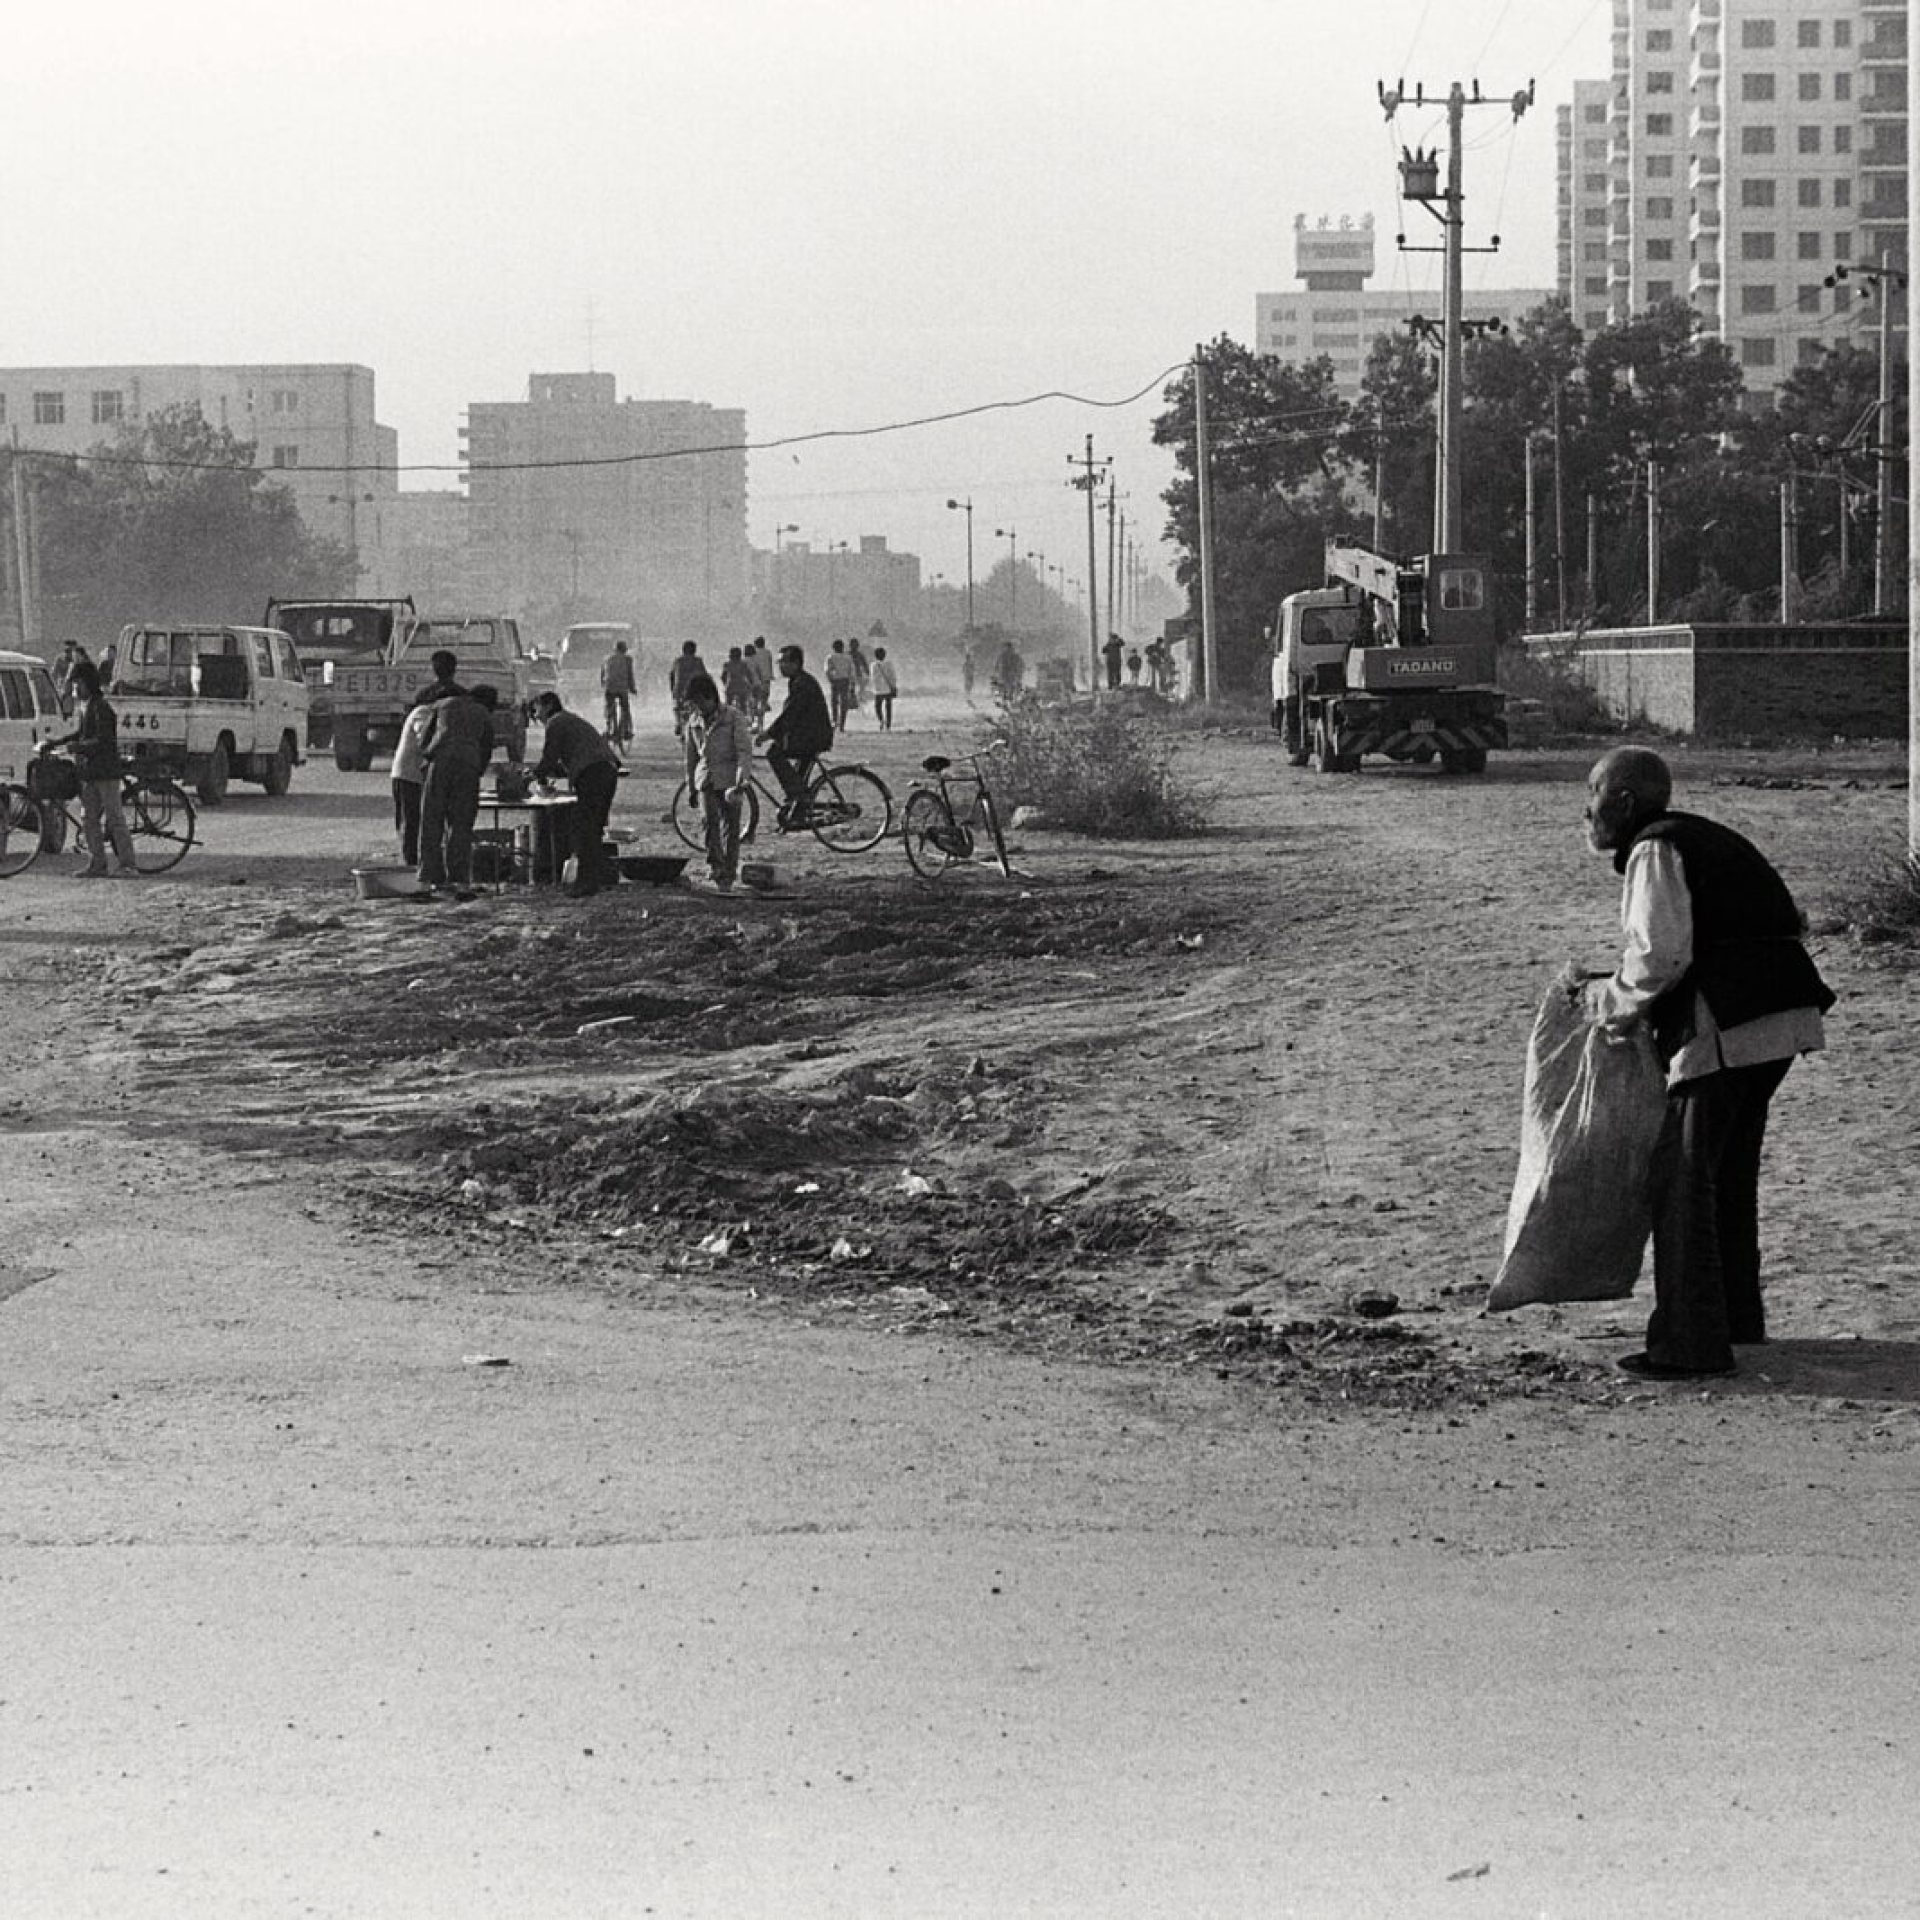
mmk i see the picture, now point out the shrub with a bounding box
[1500,640,1618,737]
[1829,852,1920,949]
[987,696,1214,838]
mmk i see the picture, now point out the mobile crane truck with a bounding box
[1270,540,1506,774]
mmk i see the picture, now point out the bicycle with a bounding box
[670,755,892,856]
[899,745,1012,882]
[0,756,198,879]
[602,690,634,752]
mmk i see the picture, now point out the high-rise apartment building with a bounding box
[1560,1,1908,394]
[1255,214,1549,403]
[0,362,396,570]
[1559,80,1618,334]
[460,373,747,635]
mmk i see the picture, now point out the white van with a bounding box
[0,649,66,788]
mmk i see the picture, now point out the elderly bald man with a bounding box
[1577,747,1835,1379]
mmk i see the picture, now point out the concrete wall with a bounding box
[1524,621,1908,740]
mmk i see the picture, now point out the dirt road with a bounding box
[3,717,1916,1915]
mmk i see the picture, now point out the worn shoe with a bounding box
[1617,1351,1735,1381]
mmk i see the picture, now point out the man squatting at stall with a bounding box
[1575,747,1835,1381]
[531,691,622,899]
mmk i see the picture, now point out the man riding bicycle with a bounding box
[599,640,636,748]
[757,644,834,827]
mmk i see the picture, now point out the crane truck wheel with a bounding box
[1309,717,1344,775]
[1441,746,1488,775]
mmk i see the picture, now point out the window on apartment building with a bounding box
[1646,70,1675,94]
[1647,153,1674,177]
[1833,21,1851,49]
[1647,238,1675,261]
[90,390,123,425]
[1834,179,1851,208]
[271,445,299,468]
[1584,206,1609,227]
[1741,232,1776,260]
[1739,20,1774,49]
[1797,338,1824,367]
[1797,125,1821,154]
[1646,28,1672,51]
[32,391,64,425]
[1798,231,1822,260]
[1741,337,1776,368]
[1740,286,1778,314]
[270,388,299,414]
[1834,231,1852,260]
[1646,195,1674,220]
[1741,126,1775,155]
[1585,275,1611,295]
[1834,72,1850,101]
[1585,137,1608,156]
[1741,73,1776,103]
[1797,72,1821,102]
[1834,124,1851,153]
[1585,171,1609,191]
[1646,280,1674,303]
[1646,112,1673,135]
[1740,179,1776,208]
[1585,102,1607,123]
[1585,241,1609,261]
[1797,19,1821,49]
[1798,284,1823,312]
[1798,178,1822,208]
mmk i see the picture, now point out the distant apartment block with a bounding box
[0,363,396,569]
[1561,0,1909,394]
[1559,79,1617,333]
[460,373,747,635]
[1254,214,1549,403]
[766,535,922,635]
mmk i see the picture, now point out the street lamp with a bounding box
[830,538,849,622]
[995,524,1017,628]
[774,522,799,553]
[945,496,975,633]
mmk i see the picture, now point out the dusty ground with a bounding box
[4,708,1918,1914]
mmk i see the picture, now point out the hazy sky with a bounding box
[4,0,1610,596]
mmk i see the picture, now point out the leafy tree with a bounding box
[18,404,355,640]
[1345,330,1436,555]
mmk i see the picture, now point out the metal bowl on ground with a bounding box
[351,865,424,900]
[739,862,778,892]
[618,854,690,885]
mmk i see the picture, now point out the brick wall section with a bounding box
[1524,623,1908,741]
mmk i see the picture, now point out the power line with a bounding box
[3,362,1191,480]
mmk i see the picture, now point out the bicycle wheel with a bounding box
[0,784,48,879]
[807,766,891,852]
[902,789,965,881]
[126,776,196,874]
[975,786,1012,876]
[672,778,761,851]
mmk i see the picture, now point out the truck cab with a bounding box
[1271,588,1366,765]
[265,597,414,751]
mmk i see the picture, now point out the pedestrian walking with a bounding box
[38,661,137,877]
[824,639,855,731]
[531,691,623,899]
[1102,631,1124,690]
[1126,647,1144,686]
[1575,747,1835,1380]
[684,673,754,890]
[869,646,898,730]
[669,641,708,736]
[746,637,774,722]
[722,645,755,715]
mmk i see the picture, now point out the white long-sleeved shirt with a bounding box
[691,706,753,792]
[1591,839,1826,1085]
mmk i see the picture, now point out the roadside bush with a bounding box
[1500,640,1618,737]
[1828,852,1920,949]
[988,696,1215,838]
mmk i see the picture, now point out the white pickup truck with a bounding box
[110,624,309,804]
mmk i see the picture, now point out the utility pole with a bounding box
[8,432,37,654]
[1523,434,1538,627]
[1068,434,1111,689]
[995,524,1018,629]
[1105,479,1119,654]
[1780,473,1800,625]
[1372,401,1387,549]
[1190,346,1219,700]
[1552,384,1569,628]
[1875,249,1898,616]
[1586,491,1599,619]
[1382,76,1532,552]
[1646,461,1661,625]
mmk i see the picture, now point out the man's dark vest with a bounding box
[1617,811,1835,1055]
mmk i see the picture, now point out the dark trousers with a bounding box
[702,786,742,882]
[1646,1058,1793,1371]
[569,761,618,891]
[392,778,422,867]
[419,757,481,888]
[829,682,851,729]
[768,748,812,811]
[873,695,894,730]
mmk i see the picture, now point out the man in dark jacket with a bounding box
[41,661,137,877]
[758,644,833,823]
[1580,747,1834,1380]
[532,691,622,898]
[417,683,496,897]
